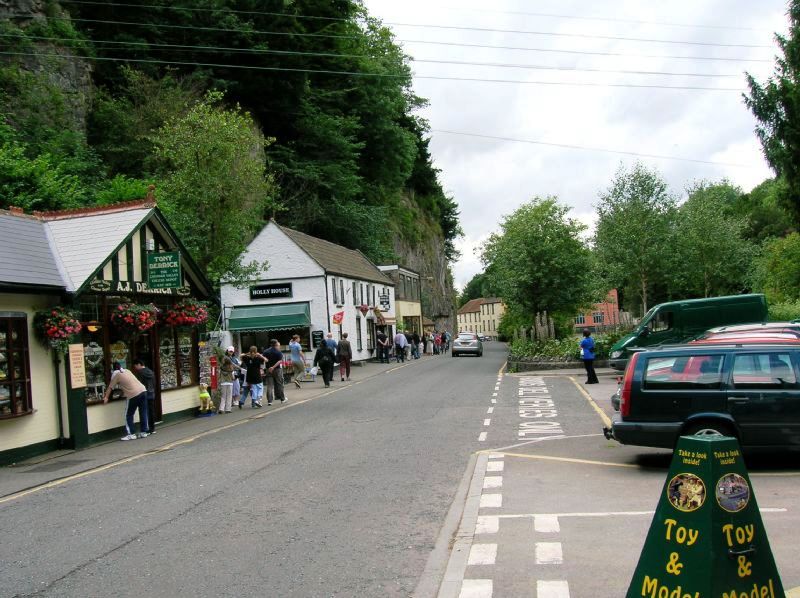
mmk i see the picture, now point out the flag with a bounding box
[332,311,344,325]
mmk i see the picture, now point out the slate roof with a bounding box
[457,298,485,315]
[0,211,65,289]
[277,223,393,286]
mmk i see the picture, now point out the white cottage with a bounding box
[220,221,396,361]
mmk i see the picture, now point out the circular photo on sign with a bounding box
[716,473,750,513]
[667,473,707,512]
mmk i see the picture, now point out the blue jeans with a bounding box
[240,382,263,405]
[125,392,148,435]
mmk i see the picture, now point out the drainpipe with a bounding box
[53,351,66,448]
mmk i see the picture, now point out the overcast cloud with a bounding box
[362,0,789,289]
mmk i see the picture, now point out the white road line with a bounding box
[537,580,570,598]
[476,515,499,534]
[494,386,500,391]
[534,515,560,533]
[491,398,497,403]
[494,508,787,520]
[478,432,488,442]
[488,452,503,459]
[483,476,502,489]
[480,493,503,508]
[468,543,498,565]
[459,579,492,598]
[486,461,504,472]
[487,407,494,414]
[483,419,491,426]
[535,542,563,565]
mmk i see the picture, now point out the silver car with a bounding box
[452,332,483,357]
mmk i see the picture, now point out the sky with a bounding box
[361,0,790,290]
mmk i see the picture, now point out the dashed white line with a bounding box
[478,432,488,442]
[535,542,563,565]
[492,392,498,397]
[483,418,491,426]
[476,515,499,534]
[537,580,570,598]
[491,398,497,403]
[534,515,560,533]
[487,407,494,414]
[483,476,503,489]
[480,493,502,508]
[486,461,504,472]
[459,579,492,598]
[468,543,498,565]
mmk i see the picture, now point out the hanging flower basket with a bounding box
[111,303,158,335]
[163,298,209,328]
[33,306,83,353]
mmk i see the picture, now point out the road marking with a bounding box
[487,407,494,414]
[476,515,500,534]
[483,476,503,489]
[483,419,491,426]
[568,376,612,428]
[488,453,503,459]
[537,580,570,597]
[493,508,786,520]
[459,579,492,598]
[491,397,497,402]
[478,432,488,442]
[468,543,498,565]
[536,542,564,565]
[486,461,504,472]
[480,493,503,508]
[534,515,560,533]
[498,362,507,376]
[486,433,602,453]
[501,452,640,469]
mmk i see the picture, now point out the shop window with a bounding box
[353,282,358,305]
[332,277,338,305]
[366,321,374,350]
[160,328,198,389]
[0,315,33,418]
[159,329,178,390]
[339,279,344,306]
[356,316,363,351]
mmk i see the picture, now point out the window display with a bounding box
[159,330,178,390]
[0,317,32,418]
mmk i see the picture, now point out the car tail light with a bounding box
[620,352,640,418]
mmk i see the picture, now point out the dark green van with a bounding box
[609,294,768,371]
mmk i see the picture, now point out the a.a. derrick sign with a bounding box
[147,251,182,289]
[250,283,292,300]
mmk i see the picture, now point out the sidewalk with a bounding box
[0,357,417,500]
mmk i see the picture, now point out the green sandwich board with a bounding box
[627,433,784,598]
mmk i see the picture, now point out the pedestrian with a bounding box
[376,329,390,363]
[218,346,242,413]
[421,333,428,356]
[288,334,307,388]
[103,361,148,440]
[314,340,336,387]
[394,329,408,362]
[434,332,442,355]
[337,332,353,381]
[230,348,242,407]
[442,330,451,352]
[411,331,420,359]
[239,346,266,408]
[580,329,600,384]
[325,332,338,352]
[262,339,286,405]
[132,359,157,434]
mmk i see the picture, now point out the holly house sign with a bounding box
[147,251,182,290]
[626,434,784,598]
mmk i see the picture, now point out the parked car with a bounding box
[452,332,483,357]
[604,342,800,450]
[694,321,800,341]
[609,294,768,371]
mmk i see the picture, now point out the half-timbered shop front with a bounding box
[0,201,213,464]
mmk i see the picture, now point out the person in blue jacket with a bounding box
[580,329,600,384]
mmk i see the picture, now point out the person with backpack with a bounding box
[313,340,336,388]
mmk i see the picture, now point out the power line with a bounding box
[431,130,756,167]
[1,33,743,78]
[10,13,776,51]
[58,0,773,35]
[0,50,744,91]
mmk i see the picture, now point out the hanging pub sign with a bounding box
[147,251,182,289]
[379,294,390,310]
[250,283,293,300]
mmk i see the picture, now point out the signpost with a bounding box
[627,433,783,598]
[146,251,182,289]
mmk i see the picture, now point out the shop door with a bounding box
[134,331,162,422]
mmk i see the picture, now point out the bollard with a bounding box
[626,432,784,598]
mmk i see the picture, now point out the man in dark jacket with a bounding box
[133,359,157,434]
[313,341,336,387]
[336,332,353,382]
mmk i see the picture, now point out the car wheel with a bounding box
[683,421,735,439]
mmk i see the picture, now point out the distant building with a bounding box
[457,297,505,339]
[377,265,422,334]
[574,289,620,331]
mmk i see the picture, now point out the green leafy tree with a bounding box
[745,1,800,219]
[594,163,677,313]
[151,92,276,285]
[481,197,593,321]
[671,182,755,297]
[750,232,800,303]
[732,177,795,242]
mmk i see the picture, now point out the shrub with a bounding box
[768,301,800,322]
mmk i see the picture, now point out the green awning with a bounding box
[228,303,310,332]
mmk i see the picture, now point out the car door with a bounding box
[726,350,800,447]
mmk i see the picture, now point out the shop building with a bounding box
[377,265,422,334]
[220,221,395,361]
[0,201,213,465]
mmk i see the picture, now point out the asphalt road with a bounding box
[0,344,507,598]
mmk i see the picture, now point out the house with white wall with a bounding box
[220,221,396,361]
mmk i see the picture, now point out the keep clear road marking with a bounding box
[537,580,570,598]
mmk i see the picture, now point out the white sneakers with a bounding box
[120,432,149,441]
